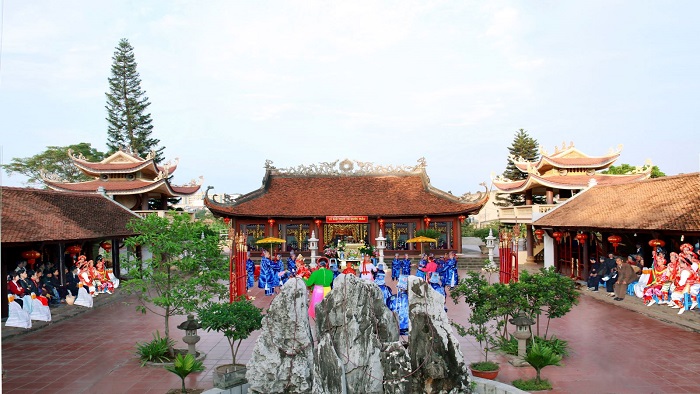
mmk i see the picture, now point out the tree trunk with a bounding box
[181,378,186,393]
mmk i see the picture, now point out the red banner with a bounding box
[326,215,368,223]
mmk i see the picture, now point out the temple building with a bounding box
[42,149,202,214]
[492,142,652,263]
[533,172,700,278]
[205,158,488,255]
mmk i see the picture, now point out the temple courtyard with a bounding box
[3,263,699,394]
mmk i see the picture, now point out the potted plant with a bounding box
[451,271,501,379]
[197,298,264,389]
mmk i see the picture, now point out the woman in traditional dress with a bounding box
[302,259,334,318]
[95,258,114,294]
[295,255,311,279]
[359,255,376,282]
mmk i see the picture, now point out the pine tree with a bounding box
[105,38,164,163]
[494,129,541,206]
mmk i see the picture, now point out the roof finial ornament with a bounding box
[539,145,548,156]
[264,159,276,169]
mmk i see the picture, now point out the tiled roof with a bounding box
[206,173,487,218]
[493,172,649,193]
[533,173,700,232]
[542,155,618,168]
[44,179,200,197]
[1,187,140,244]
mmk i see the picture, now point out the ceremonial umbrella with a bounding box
[405,236,438,254]
[255,237,286,254]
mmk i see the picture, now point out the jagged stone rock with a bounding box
[314,274,399,394]
[312,333,347,394]
[247,278,314,394]
[407,276,471,394]
[381,341,411,394]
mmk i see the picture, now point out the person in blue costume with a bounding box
[391,253,401,281]
[429,272,448,311]
[287,251,298,278]
[258,250,274,296]
[245,251,255,291]
[415,254,427,280]
[391,275,410,335]
[401,253,411,276]
[270,254,283,290]
[434,253,447,285]
[329,260,341,287]
[375,267,393,308]
[444,251,459,289]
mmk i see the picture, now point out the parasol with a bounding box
[405,236,438,254]
[255,237,286,254]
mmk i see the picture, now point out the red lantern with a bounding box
[377,218,385,229]
[648,239,665,248]
[100,241,112,253]
[267,219,275,226]
[575,233,588,243]
[458,215,466,223]
[66,245,82,257]
[314,219,322,227]
[423,217,431,227]
[608,235,622,252]
[552,231,564,243]
[534,229,545,240]
[21,250,41,270]
[223,217,231,225]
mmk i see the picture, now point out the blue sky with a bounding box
[1,1,698,197]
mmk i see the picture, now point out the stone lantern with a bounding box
[177,314,202,356]
[485,229,497,263]
[508,311,534,366]
[309,231,319,264]
[375,229,386,265]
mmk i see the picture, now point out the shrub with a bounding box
[135,331,175,366]
[524,342,562,384]
[165,353,205,394]
[498,334,569,358]
[469,361,499,371]
[534,335,569,358]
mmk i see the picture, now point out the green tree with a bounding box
[495,129,541,206]
[602,163,665,178]
[2,143,105,186]
[105,38,164,162]
[122,213,228,348]
[197,299,264,366]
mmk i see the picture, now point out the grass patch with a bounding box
[512,378,553,391]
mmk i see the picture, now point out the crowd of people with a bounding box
[587,243,699,315]
[246,249,461,334]
[7,254,119,312]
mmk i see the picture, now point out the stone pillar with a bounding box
[525,191,535,263]
[544,233,555,268]
[545,188,554,205]
[526,226,535,264]
[309,231,318,265]
[375,230,386,265]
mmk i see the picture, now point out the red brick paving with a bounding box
[2,269,699,393]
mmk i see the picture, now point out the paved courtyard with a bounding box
[3,267,700,393]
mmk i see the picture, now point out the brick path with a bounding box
[2,267,699,393]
